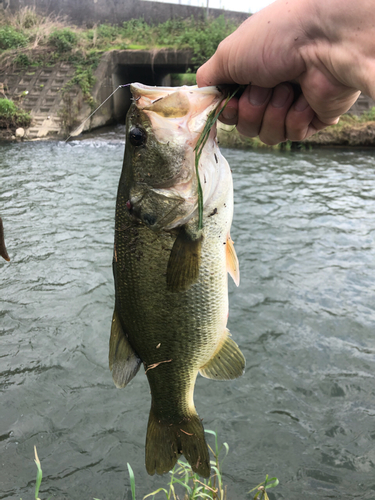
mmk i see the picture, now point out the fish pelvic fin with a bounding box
[109,308,142,388]
[145,407,210,478]
[226,235,239,286]
[199,329,245,380]
[0,217,10,262]
[166,226,202,292]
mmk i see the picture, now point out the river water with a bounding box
[1,127,375,500]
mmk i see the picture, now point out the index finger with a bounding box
[196,43,237,88]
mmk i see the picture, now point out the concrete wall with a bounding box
[349,94,375,116]
[3,0,249,25]
[0,49,195,138]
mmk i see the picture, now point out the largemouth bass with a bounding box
[110,83,245,478]
[0,217,10,261]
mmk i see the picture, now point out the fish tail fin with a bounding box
[145,407,210,478]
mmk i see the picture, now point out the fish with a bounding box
[0,217,10,261]
[109,83,245,478]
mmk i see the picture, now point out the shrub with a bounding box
[0,26,28,49]
[0,98,31,128]
[361,106,375,122]
[49,28,78,52]
[13,53,32,67]
[97,23,119,41]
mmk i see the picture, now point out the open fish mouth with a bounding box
[124,83,227,233]
[130,83,224,145]
[130,82,222,101]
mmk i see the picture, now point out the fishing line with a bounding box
[65,84,131,143]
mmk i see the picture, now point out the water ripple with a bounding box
[1,138,375,499]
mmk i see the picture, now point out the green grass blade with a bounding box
[264,477,279,489]
[171,477,193,495]
[211,465,222,492]
[193,86,243,231]
[34,446,42,500]
[143,487,169,499]
[205,428,220,460]
[127,463,136,500]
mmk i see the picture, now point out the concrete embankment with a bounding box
[0,49,193,140]
[1,49,375,146]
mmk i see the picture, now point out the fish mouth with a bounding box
[127,83,226,231]
[130,83,224,146]
[130,82,223,102]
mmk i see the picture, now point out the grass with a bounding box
[0,7,240,111]
[217,107,375,150]
[194,86,244,230]
[0,8,240,71]
[170,73,197,87]
[0,97,31,128]
[0,6,67,54]
[30,430,279,500]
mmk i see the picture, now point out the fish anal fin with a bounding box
[166,226,202,292]
[226,235,239,286]
[109,308,141,388]
[199,329,245,380]
[146,407,210,478]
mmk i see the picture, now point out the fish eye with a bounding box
[129,127,147,147]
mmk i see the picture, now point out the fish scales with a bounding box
[110,83,245,478]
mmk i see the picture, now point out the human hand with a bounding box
[196,0,374,145]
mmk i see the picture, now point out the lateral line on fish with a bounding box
[144,359,172,373]
[65,84,131,143]
[194,85,244,231]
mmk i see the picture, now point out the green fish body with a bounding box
[110,83,245,478]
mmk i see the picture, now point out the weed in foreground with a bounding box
[31,431,278,500]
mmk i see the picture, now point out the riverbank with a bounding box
[1,7,375,147]
[2,113,375,148]
[217,114,375,149]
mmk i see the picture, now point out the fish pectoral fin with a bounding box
[226,235,239,286]
[166,226,202,292]
[109,308,142,388]
[199,329,245,380]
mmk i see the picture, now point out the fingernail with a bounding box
[294,95,309,112]
[222,106,237,121]
[249,85,270,106]
[271,84,291,108]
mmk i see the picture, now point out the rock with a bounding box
[15,128,25,138]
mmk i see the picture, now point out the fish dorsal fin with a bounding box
[166,226,202,292]
[199,329,245,380]
[145,91,190,118]
[109,308,142,388]
[226,235,239,286]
